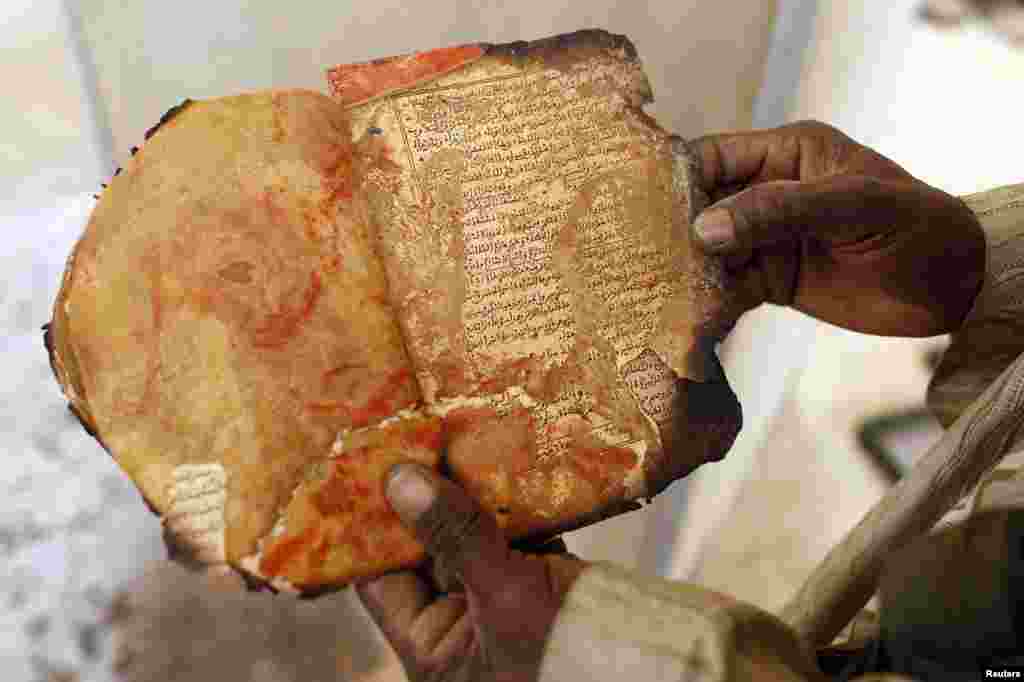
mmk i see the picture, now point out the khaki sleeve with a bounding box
[928,183,1024,427]
[538,562,825,682]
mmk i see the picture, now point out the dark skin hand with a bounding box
[691,120,986,337]
[357,462,586,682]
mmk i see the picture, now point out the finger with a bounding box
[431,537,574,594]
[425,553,464,594]
[692,120,844,190]
[356,571,434,659]
[385,462,512,596]
[410,595,469,656]
[694,130,800,192]
[693,175,917,255]
[162,524,206,570]
[538,553,588,598]
[201,564,248,592]
[426,606,476,670]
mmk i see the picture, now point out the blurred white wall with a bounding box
[0,0,109,208]
[75,0,779,163]
[792,0,1024,195]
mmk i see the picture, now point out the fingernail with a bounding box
[386,463,435,523]
[694,208,735,252]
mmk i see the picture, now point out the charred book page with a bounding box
[45,31,741,598]
[331,30,741,541]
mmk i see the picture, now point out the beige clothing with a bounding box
[539,182,1024,682]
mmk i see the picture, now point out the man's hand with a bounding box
[356,462,586,682]
[692,120,985,337]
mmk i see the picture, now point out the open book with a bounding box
[46,30,741,593]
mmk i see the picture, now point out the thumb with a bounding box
[693,175,906,255]
[385,461,511,594]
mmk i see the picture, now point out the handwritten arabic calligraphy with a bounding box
[165,463,227,563]
[380,59,689,458]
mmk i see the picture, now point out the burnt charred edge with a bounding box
[296,581,345,600]
[144,98,194,141]
[96,168,123,197]
[217,561,282,595]
[66,403,99,440]
[94,100,192,197]
[644,378,743,503]
[44,324,114,454]
[136,489,161,516]
[672,135,710,222]
[516,535,569,556]
[94,166,124,199]
[242,570,279,594]
[236,570,349,599]
[508,497,645,551]
[482,28,638,64]
[697,332,729,384]
[42,323,60,387]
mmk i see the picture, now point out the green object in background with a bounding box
[857,407,944,483]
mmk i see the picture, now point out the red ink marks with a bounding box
[313,535,331,573]
[138,256,164,412]
[263,493,379,583]
[312,122,358,216]
[445,406,538,484]
[567,445,637,493]
[251,270,323,349]
[442,406,499,438]
[347,531,370,559]
[304,222,320,244]
[303,402,346,417]
[320,168,355,208]
[368,521,410,562]
[319,363,362,394]
[320,366,345,387]
[362,507,396,527]
[321,254,343,273]
[327,44,486,107]
[346,368,413,426]
[306,367,414,428]
[259,523,320,578]
[260,420,439,582]
[112,249,165,418]
[404,419,444,453]
[431,360,471,398]
[255,190,291,227]
[475,356,546,396]
[312,450,372,516]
